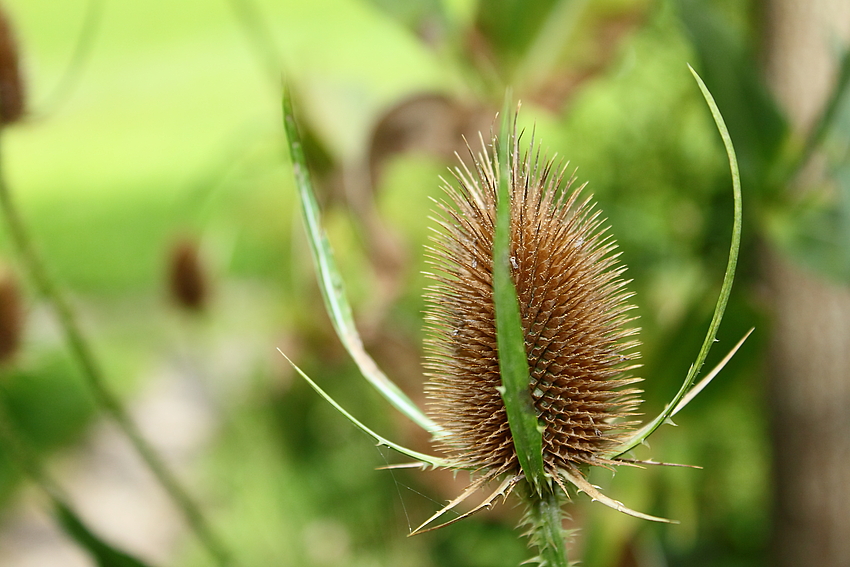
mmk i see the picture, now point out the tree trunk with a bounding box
[762,2,850,566]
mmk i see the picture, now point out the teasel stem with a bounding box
[522,483,570,567]
[0,136,235,567]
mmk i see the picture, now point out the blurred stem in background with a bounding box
[0,383,156,567]
[0,140,235,566]
[0,382,61,501]
[0,4,235,549]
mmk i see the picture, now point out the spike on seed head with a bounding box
[423,126,642,478]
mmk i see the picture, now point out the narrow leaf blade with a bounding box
[795,46,850,176]
[281,86,440,436]
[670,328,753,417]
[492,103,547,492]
[410,474,520,535]
[278,349,448,469]
[559,467,675,524]
[608,65,743,458]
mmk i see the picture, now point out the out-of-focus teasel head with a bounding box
[0,266,22,364]
[423,128,642,481]
[168,238,209,313]
[0,4,25,126]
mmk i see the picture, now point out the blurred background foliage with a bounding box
[0,0,846,565]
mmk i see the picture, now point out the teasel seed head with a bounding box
[424,129,642,479]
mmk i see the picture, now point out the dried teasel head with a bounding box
[0,4,24,126]
[423,128,642,482]
[168,238,209,312]
[0,267,23,364]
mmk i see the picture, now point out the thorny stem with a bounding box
[524,483,569,567]
[0,136,234,567]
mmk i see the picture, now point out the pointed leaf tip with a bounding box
[277,349,448,468]
[606,66,743,458]
[491,102,546,492]
[560,467,675,524]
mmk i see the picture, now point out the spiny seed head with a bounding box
[424,129,642,477]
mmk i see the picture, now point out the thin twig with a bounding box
[0,136,234,567]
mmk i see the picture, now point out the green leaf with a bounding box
[492,103,547,493]
[281,85,441,436]
[54,501,154,567]
[608,65,743,458]
[559,467,674,523]
[670,328,753,417]
[768,159,850,284]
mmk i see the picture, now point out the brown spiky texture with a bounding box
[424,131,642,479]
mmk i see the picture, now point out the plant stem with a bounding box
[0,137,234,567]
[525,485,569,567]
